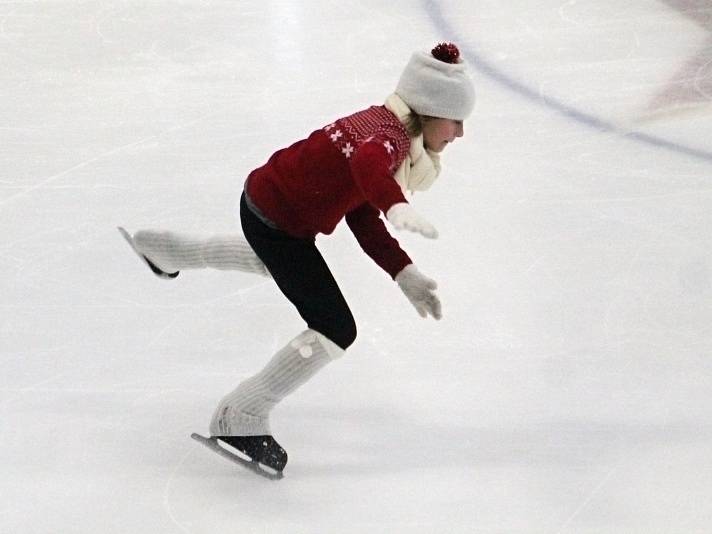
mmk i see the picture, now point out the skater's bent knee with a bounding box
[329,321,357,351]
[341,322,357,349]
[311,319,356,352]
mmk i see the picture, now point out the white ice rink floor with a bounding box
[2,1,712,532]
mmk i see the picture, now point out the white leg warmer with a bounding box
[210,330,344,436]
[132,230,268,276]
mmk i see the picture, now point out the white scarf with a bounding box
[384,93,441,194]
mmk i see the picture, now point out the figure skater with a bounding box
[119,42,475,477]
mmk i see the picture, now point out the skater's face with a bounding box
[422,117,464,153]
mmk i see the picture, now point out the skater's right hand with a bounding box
[395,264,442,320]
[386,203,438,239]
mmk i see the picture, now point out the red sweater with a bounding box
[245,105,413,279]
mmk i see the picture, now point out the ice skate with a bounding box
[118,227,269,278]
[191,433,287,480]
[117,227,179,279]
[198,330,343,479]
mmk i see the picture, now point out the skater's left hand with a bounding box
[395,264,442,320]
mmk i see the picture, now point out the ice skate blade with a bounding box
[191,433,284,481]
[117,227,179,279]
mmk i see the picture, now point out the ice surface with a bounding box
[1,1,711,532]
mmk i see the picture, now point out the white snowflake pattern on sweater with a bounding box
[323,106,409,171]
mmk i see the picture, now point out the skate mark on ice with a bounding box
[145,315,182,350]
[162,446,196,534]
[554,466,618,533]
[0,111,224,208]
[0,365,69,409]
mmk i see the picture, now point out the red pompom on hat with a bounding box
[431,42,460,64]
[395,42,475,120]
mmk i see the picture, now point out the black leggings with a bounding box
[240,192,357,350]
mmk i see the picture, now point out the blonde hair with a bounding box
[403,113,435,137]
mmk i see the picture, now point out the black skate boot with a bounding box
[219,435,288,471]
[117,227,179,279]
[191,433,287,480]
[141,253,179,279]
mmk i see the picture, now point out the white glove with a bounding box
[386,202,438,239]
[395,264,442,320]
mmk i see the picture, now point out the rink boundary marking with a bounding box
[424,0,712,164]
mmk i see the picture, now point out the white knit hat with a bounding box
[395,43,475,121]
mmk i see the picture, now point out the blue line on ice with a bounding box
[425,0,712,164]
